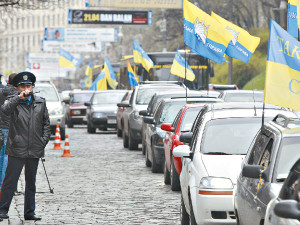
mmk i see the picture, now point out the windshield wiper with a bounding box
[205,152,231,155]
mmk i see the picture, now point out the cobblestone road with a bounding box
[1,127,180,225]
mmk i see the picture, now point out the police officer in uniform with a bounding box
[0,72,50,221]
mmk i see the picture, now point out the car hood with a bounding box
[201,154,245,184]
[69,104,86,110]
[135,105,148,112]
[92,105,117,113]
[46,101,62,111]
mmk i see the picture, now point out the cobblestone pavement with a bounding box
[1,127,180,225]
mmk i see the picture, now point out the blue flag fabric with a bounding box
[287,0,298,38]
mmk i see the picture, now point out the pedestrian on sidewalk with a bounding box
[0,72,51,221]
[0,73,18,187]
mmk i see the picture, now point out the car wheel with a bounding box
[189,198,197,225]
[87,122,96,134]
[128,129,138,150]
[151,144,163,173]
[170,157,181,191]
[117,128,122,137]
[67,119,73,128]
[60,127,66,140]
[122,129,129,148]
[164,159,170,185]
[145,145,151,167]
[180,195,189,225]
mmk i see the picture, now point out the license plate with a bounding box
[107,119,116,124]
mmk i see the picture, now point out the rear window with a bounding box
[92,92,125,105]
[158,102,186,125]
[34,85,59,102]
[224,93,263,102]
[180,107,202,132]
[71,93,93,104]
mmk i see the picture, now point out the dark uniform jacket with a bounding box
[0,84,18,129]
[1,95,51,158]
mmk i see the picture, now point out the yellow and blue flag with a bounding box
[85,60,93,88]
[171,49,195,81]
[59,48,81,68]
[211,12,260,64]
[89,70,107,91]
[264,19,300,111]
[183,0,232,64]
[287,0,298,38]
[127,60,138,88]
[104,56,118,89]
[133,39,154,72]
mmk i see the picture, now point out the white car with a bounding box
[34,82,66,139]
[173,102,299,225]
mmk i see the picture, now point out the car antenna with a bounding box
[261,102,265,134]
[252,78,257,116]
[184,45,187,103]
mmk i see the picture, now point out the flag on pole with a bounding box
[127,60,138,88]
[287,0,298,38]
[89,70,107,91]
[170,49,195,81]
[211,12,260,64]
[183,0,232,64]
[104,56,118,89]
[264,19,300,111]
[59,48,81,68]
[85,60,93,88]
[133,39,154,72]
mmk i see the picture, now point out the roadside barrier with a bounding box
[61,134,73,157]
[52,127,63,150]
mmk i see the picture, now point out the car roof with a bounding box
[205,102,285,111]
[70,90,95,94]
[221,90,263,94]
[94,90,128,93]
[266,115,300,137]
[161,97,222,104]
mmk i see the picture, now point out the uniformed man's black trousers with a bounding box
[0,156,39,217]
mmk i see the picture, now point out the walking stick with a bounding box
[41,158,54,194]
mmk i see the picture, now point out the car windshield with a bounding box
[92,92,125,105]
[71,93,93,104]
[201,118,262,155]
[224,93,263,102]
[159,102,186,125]
[275,137,300,181]
[34,85,59,102]
[180,107,202,132]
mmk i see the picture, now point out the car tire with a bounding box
[123,129,129,148]
[151,144,163,173]
[87,122,96,134]
[164,159,170,185]
[170,157,181,191]
[60,127,66,140]
[189,197,197,225]
[117,128,122,137]
[67,119,73,128]
[128,129,138,150]
[145,145,151,167]
[180,195,189,225]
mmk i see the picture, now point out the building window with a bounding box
[11,18,14,30]
[37,15,40,28]
[16,37,19,51]
[52,15,55,26]
[22,36,25,50]
[27,17,30,29]
[32,15,35,28]
[11,38,14,52]
[33,35,35,47]
[5,38,8,52]
[22,18,25,30]
[28,36,30,50]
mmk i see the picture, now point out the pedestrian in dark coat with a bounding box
[0,72,50,221]
[0,73,18,187]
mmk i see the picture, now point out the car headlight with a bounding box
[93,112,105,118]
[133,110,141,120]
[50,107,63,115]
[199,177,233,189]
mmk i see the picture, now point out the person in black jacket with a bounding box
[0,72,50,221]
[0,73,18,187]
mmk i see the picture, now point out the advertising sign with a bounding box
[85,0,182,9]
[44,27,117,42]
[68,9,152,25]
[42,40,104,52]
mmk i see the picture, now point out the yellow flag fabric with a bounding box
[85,60,93,88]
[170,50,195,81]
[133,39,154,72]
[297,0,300,30]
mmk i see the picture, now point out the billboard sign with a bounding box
[41,40,104,52]
[85,0,182,9]
[44,27,117,42]
[68,9,152,25]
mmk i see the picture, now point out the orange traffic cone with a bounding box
[56,124,62,143]
[52,128,63,150]
[61,134,73,157]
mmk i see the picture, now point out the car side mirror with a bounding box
[143,116,155,124]
[139,110,148,116]
[179,132,193,144]
[274,200,300,219]
[173,145,193,159]
[161,123,174,132]
[242,165,265,179]
[84,102,91,107]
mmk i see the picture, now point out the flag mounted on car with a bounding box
[127,60,138,88]
[89,70,107,91]
[287,0,298,38]
[85,60,93,88]
[264,19,300,111]
[133,39,154,72]
[104,56,118,89]
[211,12,260,64]
[183,0,232,64]
[170,49,195,81]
